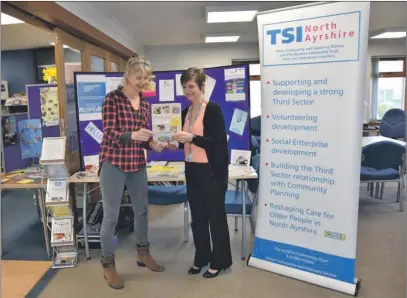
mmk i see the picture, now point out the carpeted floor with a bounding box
[1,190,50,261]
[34,183,405,298]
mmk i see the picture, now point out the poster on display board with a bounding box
[18,119,43,159]
[76,75,106,121]
[248,2,370,296]
[40,86,60,127]
[27,84,61,140]
[1,113,32,172]
[2,115,18,147]
[74,67,251,170]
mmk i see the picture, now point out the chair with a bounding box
[360,141,405,211]
[379,108,406,139]
[147,185,189,242]
[225,154,260,260]
[250,116,261,145]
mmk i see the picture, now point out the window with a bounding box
[248,64,261,118]
[232,59,261,118]
[91,55,105,72]
[110,61,119,72]
[250,80,261,118]
[371,57,406,120]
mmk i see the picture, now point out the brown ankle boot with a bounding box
[136,244,165,272]
[101,255,124,289]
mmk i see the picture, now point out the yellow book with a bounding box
[148,166,179,173]
[17,179,34,184]
[6,173,21,178]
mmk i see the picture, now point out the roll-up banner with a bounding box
[249,2,370,296]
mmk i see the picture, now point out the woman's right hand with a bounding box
[131,128,153,142]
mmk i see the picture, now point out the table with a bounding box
[69,164,258,260]
[362,129,380,135]
[0,173,50,258]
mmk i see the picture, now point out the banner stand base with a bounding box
[247,253,362,297]
[354,279,362,297]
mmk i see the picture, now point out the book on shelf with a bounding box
[52,246,78,269]
[40,137,66,165]
[46,178,69,206]
[49,205,71,217]
[51,216,74,247]
[43,163,68,178]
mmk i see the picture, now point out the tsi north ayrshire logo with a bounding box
[266,21,356,45]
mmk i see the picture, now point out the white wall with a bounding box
[56,2,144,54]
[146,40,406,119]
[144,43,259,71]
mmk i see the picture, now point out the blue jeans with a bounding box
[99,161,148,261]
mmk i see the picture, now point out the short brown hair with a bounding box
[180,67,205,90]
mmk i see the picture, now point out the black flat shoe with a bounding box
[203,268,226,278]
[188,266,202,275]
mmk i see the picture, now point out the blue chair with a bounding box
[379,108,406,139]
[148,185,189,241]
[360,141,406,211]
[226,154,260,260]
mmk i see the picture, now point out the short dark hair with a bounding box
[180,67,206,90]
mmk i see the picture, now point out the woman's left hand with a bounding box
[149,140,165,152]
[172,131,194,144]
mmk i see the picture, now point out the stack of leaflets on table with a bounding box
[147,161,168,166]
[46,178,69,206]
[51,216,74,246]
[147,165,180,177]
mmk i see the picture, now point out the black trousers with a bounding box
[185,162,232,270]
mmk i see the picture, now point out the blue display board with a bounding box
[74,65,251,170]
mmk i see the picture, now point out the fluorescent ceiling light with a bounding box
[207,10,258,23]
[205,36,240,43]
[370,32,406,39]
[1,13,24,25]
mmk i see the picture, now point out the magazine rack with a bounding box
[40,136,78,269]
